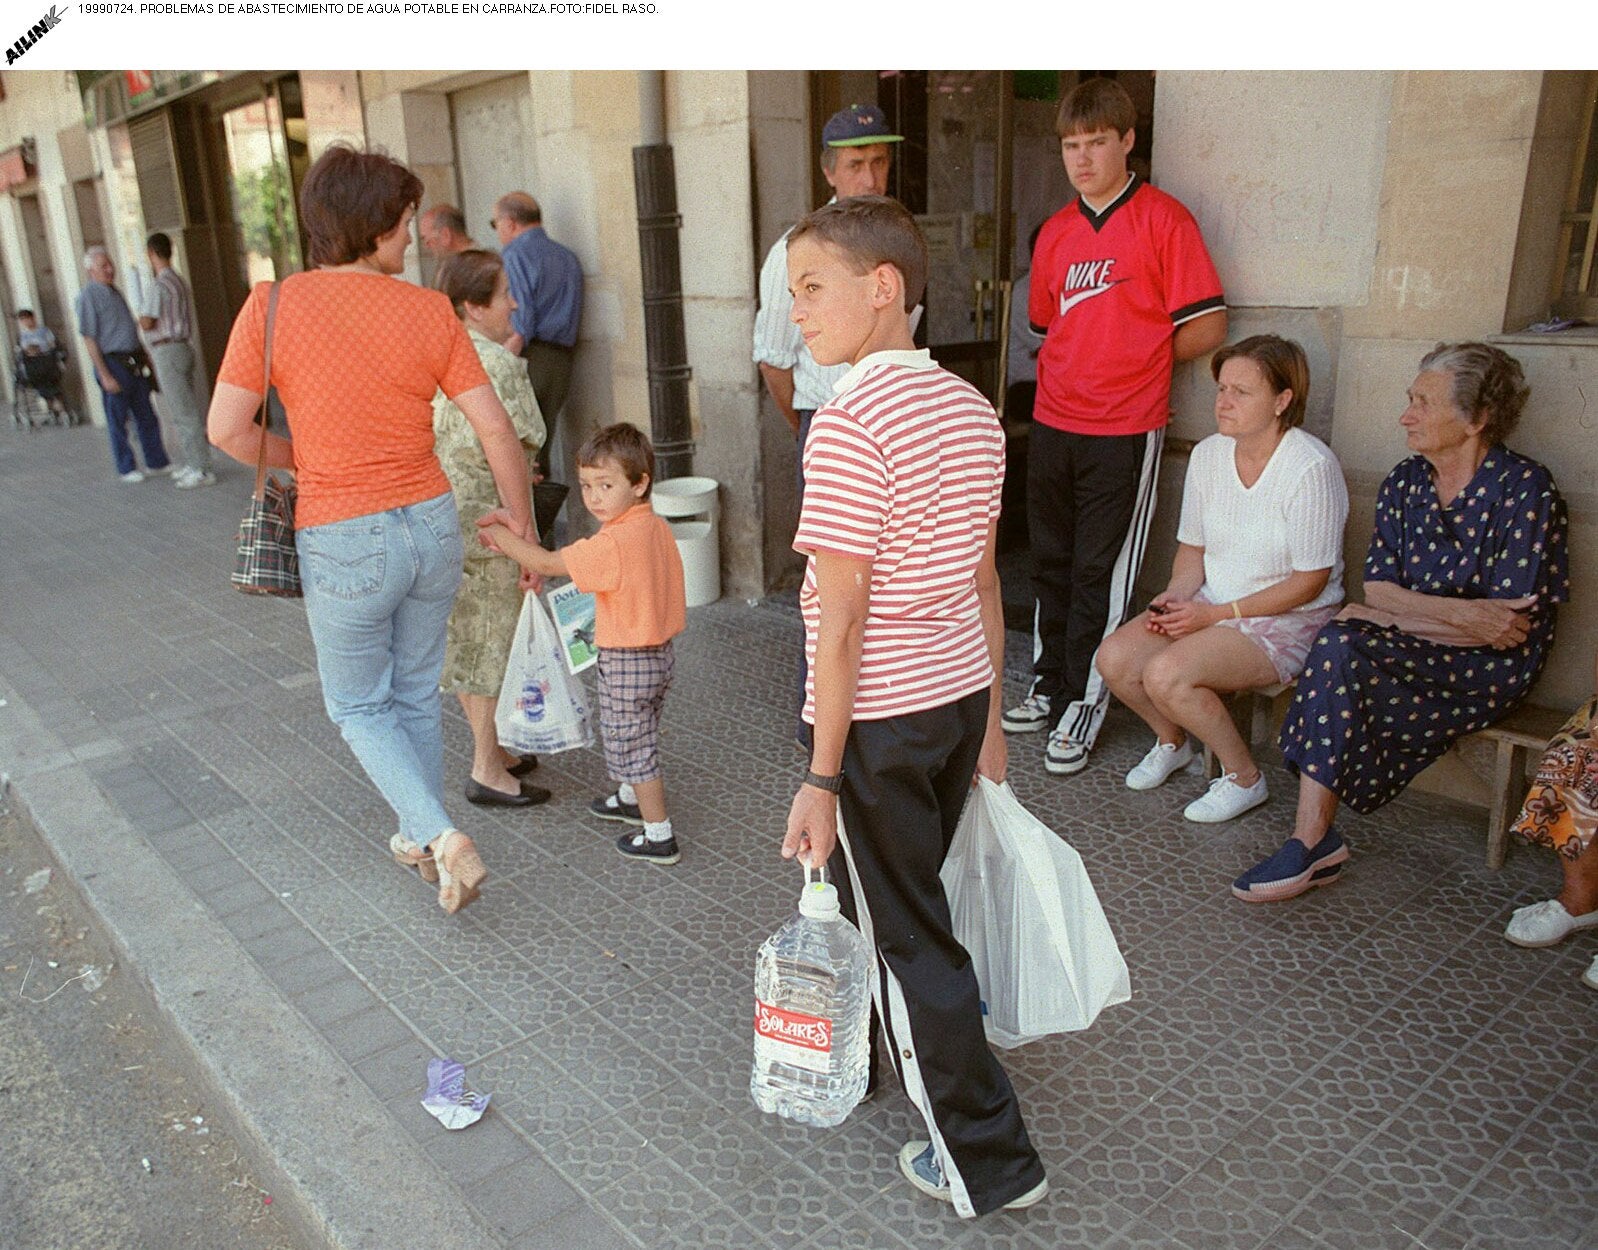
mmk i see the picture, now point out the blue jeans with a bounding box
[297,492,464,849]
[98,353,170,475]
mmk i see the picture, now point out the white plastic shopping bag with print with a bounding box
[941,777,1130,1047]
[495,591,594,754]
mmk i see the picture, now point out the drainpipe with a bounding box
[633,70,694,479]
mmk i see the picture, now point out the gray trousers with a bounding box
[149,340,210,474]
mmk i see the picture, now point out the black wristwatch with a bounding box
[803,770,843,794]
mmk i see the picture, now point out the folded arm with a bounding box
[1348,582,1536,650]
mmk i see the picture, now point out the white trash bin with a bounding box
[652,476,721,607]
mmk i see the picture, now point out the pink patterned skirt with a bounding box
[1195,587,1340,685]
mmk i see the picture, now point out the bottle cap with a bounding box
[798,862,841,920]
[799,879,841,920]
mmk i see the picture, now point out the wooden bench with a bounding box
[1200,687,1565,869]
[1469,702,1569,870]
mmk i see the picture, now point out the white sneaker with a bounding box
[1126,738,1196,791]
[1002,692,1052,734]
[145,463,174,476]
[1184,771,1269,823]
[1583,954,1598,992]
[118,469,147,484]
[171,466,197,486]
[1044,730,1090,775]
[1503,898,1598,949]
[174,469,216,489]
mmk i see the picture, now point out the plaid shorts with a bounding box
[597,643,675,785]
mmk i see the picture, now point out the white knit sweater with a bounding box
[1176,427,1348,614]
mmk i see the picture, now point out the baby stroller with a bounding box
[11,344,78,429]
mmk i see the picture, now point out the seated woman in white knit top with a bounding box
[1097,335,1348,824]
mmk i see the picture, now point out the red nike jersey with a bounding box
[1028,173,1224,437]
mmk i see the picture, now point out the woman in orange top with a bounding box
[208,146,534,915]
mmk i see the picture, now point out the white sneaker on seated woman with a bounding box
[1096,335,1348,824]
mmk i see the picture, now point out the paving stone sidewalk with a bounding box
[1,423,1594,1250]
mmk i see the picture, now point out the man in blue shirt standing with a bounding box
[76,245,172,483]
[494,192,583,476]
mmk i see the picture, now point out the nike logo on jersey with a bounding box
[1058,259,1124,317]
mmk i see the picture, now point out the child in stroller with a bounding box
[13,309,75,427]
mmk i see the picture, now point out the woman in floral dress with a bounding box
[1502,649,1598,991]
[433,249,550,809]
[1232,342,1570,903]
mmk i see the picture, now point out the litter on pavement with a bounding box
[421,1057,489,1130]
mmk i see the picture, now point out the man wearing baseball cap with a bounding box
[752,103,904,485]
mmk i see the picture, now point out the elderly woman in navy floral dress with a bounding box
[1233,342,1570,903]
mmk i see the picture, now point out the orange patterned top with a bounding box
[218,271,490,529]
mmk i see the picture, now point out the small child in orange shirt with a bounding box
[480,423,688,863]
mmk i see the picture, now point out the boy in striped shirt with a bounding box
[780,197,1046,1218]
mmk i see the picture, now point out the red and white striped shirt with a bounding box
[795,350,1004,723]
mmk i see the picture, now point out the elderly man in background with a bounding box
[139,232,213,488]
[494,191,582,476]
[752,103,904,493]
[419,204,476,258]
[77,245,172,484]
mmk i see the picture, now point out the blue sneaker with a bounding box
[897,1141,1048,1209]
[1232,828,1349,903]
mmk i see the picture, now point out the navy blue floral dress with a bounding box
[1280,447,1570,814]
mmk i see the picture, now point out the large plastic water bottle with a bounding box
[750,866,872,1127]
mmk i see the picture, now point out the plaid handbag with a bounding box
[231,283,301,597]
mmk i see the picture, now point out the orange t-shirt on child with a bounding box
[561,502,686,648]
[217,271,489,529]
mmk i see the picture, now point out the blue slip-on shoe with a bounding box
[1232,827,1349,903]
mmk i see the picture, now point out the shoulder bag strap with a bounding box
[251,282,281,503]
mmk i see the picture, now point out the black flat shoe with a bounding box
[464,778,552,808]
[506,754,539,778]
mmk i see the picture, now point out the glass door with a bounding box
[218,89,302,285]
[880,71,1014,406]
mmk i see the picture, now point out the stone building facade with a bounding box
[1,69,1592,809]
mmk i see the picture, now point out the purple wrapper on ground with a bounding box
[421,1057,490,1130]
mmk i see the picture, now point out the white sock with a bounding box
[617,782,637,805]
[644,819,673,844]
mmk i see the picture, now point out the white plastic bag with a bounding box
[940,777,1130,1047]
[494,591,594,754]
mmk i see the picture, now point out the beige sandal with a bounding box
[430,830,487,914]
[389,834,439,883]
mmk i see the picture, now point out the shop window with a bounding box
[1553,74,1598,318]
[130,112,183,231]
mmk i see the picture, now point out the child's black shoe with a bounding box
[616,830,680,865]
[589,791,644,826]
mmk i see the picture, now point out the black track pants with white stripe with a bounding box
[825,691,1046,1217]
[1026,423,1164,746]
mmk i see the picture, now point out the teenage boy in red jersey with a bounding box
[780,196,1047,1218]
[1003,77,1227,778]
